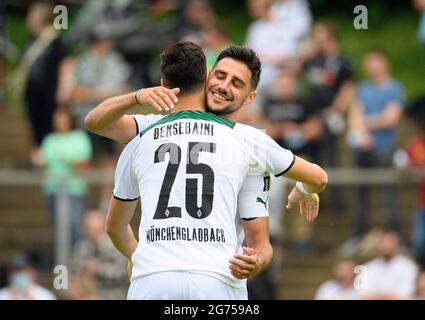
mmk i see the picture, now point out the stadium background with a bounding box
[0,0,424,299]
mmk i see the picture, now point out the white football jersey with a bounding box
[131,114,272,221]
[114,110,294,288]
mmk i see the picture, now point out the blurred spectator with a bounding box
[413,0,425,52]
[66,0,180,88]
[262,68,322,161]
[39,108,92,246]
[0,255,56,300]
[12,3,67,166]
[315,259,360,300]
[68,31,130,211]
[303,21,355,167]
[70,210,128,300]
[0,258,7,288]
[270,0,312,45]
[70,32,130,130]
[260,68,322,253]
[402,110,425,268]
[179,0,217,43]
[201,23,229,70]
[411,271,425,299]
[360,231,418,300]
[64,273,97,300]
[246,0,307,91]
[348,50,404,239]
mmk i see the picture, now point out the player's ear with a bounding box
[243,90,257,106]
[160,79,165,87]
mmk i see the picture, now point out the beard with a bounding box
[205,102,244,116]
[205,92,249,116]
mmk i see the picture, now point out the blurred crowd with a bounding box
[1,0,425,299]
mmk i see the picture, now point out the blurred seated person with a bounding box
[402,108,425,269]
[360,231,418,300]
[39,108,92,246]
[70,210,128,300]
[178,0,217,43]
[0,255,56,300]
[64,274,97,300]
[411,271,425,300]
[201,23,229,70]
[315,259,359,300]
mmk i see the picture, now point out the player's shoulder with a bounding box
[120,133,142,160]
[234,122,270,140]
[132,113,164,135]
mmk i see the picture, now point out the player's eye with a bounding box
[233,80,243,89]
[215,71,226,79]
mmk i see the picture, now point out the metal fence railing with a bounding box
[0,168,422,266]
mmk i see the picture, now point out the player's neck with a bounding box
[172,90,206,113]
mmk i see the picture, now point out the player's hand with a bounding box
[228,247,259,279]
[135,86,180,112]
[127,259,133,280]
[286,186,319,222]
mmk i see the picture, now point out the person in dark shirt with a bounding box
[262,69,322,161]
[303,21,355,167]
[22,3,67,166]
[260,67,322,255]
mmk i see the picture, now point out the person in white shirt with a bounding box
[315,259,360,300]
[411,271,425,300]
[360,231,418,299]
[0,256,56,300]
[93,42,327,299]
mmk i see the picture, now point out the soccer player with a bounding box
[94,43,327,299]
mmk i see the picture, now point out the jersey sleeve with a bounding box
[112,139,140,201]
[237,123,295,177]
[131,114,164,136]
[237,175,270,220]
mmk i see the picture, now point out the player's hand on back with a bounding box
[286,186,320,222]
[134,86,180,112]
[228,247,259,279]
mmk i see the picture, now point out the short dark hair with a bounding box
[214,45,262,89]
[160,41,207,93]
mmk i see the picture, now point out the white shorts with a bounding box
[127,271,248,300]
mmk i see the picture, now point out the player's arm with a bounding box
[283,156,327,193]
[242,125,327,221]
[106,139,140,259]
[84,87,179,144]
[282,156,326,222]
[105,198,138,259]
[229,217,273,279]
[229,175,272,279]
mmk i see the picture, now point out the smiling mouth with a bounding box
[211,90,231,102]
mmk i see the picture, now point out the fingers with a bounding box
[303,198,319,222]
[229,265,251,279]
[243,246,256,256]
[136,87,180,112]
[150,92,172,112]
[299,200,306,217]
[230,255,256,267]
[171,87,180,98]
[286,200,293,209]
